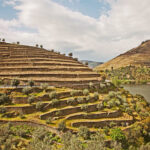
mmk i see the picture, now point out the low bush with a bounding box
[97,103,103,110]
[22,87,32,95]
[51,99,59,106]
[49,91,57,100]
[27,95,35,104]
[93,92,99,100]
[78,126,90,140]
[58,121,66,131]
[46,117,52,124]
[36,102,44,111]
[83,89,89,96]
[0,107,7,113]
[28,80,34,87]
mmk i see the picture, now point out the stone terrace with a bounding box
[0,42,101,88]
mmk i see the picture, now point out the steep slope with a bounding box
[95,40,150,70]
[0,42,101,88]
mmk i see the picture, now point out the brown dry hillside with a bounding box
[0,42,101,88]
[95,40,150,70]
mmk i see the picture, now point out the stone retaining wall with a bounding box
[72,119,134,128]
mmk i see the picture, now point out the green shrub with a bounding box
[97,103,103,110]
[41,83,48,91]
[0,94,11,105]
[19,113,26,119]
[93,92,99,100]
[51,99,59,106]
[81,104,88,111]
[78,126,90,140]
[85,95,91,102]
[108,91,116,98]
[77,97,85,103]
[0,107,7,113]
[110,128,126,143]
[103,127,109,135]
[109,122,117,128]
[28,80,34,87]
[83,89,89,96]
[70,90,79,97]
[22,87,31,95]
[49,91,57,100]
[100,83,106,88]
[58,121,66,131]
[11,79,20,88]
[46,117,52,124]
[36,102,44,111]
[27,95,35,104]
[67,98,74,104]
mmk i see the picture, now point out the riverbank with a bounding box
[123,84,150,103]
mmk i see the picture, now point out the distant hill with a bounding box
[95,40,150,71]
[81,60,103,68]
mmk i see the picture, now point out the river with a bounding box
[123,84,150,103]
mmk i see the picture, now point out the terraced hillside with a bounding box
[0,42,101,88]
[0,82,149,133]
[95,40,150,70]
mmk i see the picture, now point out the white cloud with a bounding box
[0,0,150,61]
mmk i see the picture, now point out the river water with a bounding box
[123,85,150,103]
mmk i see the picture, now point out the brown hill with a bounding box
[0,42,101,88]
[95,40,150,70]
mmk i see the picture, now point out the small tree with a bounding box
[40,45,43,48]
[97,103,103,110]
[93,92,99,100]
[17,41,20,45]
[22,87,31,95]
[36,102,44,111]
[85,62,88,66]
[46,117,52,124]
[78,126,90,140]
[28,95,35,105]
[83,89,89,96]
[41,83,48,92]
[28,80,34,87]
[36,44,39,47]
[11,79,20,88]
[68,52,73,57]
[0,94,11,105]
[110,128,126,143]
[2,38,5,42]
[58,121,66,131]
[49,91,57,100]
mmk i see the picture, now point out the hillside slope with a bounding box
[0,42,101,88]
[95,40,150,70]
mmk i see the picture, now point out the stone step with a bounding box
[0,66,92,72]
[0,72,100,78]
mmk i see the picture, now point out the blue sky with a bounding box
[54,0,110,18]
[0,0,150,62]
[0,0,17,20]
[0,0,110,19]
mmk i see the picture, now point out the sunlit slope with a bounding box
[95,40,150,70]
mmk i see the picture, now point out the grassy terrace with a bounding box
[0,81,149,135]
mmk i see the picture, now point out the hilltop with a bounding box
[95,40,150,70]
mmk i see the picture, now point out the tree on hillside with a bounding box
[68,52,73,57]
[2,38,5,42]
[40,45,43,48]
[28,80,34,87]
[11,79,20,88]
